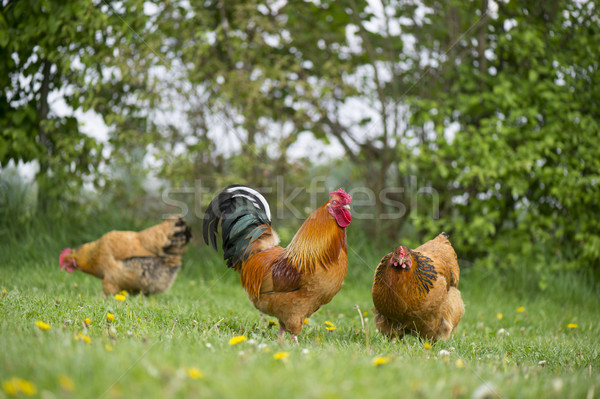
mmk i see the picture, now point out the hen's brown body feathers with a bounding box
[61,217,191,295]
[372,233,464,341]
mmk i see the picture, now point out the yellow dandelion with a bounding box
[82,335,91,344]
[372,356,390,366]
[58,375,75,392]
[269,320,279,326]
[455,359,465,368]
[2,379,17,396]
[18,379,36,396]
[363,311,368,317]
[114,294,126,301]
[567,323,578,329]
[273,352,289,360]
[229,336,247,346]
[424,342,432,350]
[187,368,204,379]
[35,321,51,331]
[2,377,36,396]
[120,290,128,296]
[2,289,6,294]
[517,306,525,313]
[496,313,503,320]
[84,318,91,325]
[106,313,115,322]
[324,321,335,327]
[325,326,337,331]
[303,319,309,325]
[105,344,113,352]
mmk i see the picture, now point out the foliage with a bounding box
[1,0,599,274]
[397,0,600,273]
[0,0,163,202]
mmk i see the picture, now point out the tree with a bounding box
[398,0,600,272]
[0,0,162,203]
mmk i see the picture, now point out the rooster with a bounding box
[371,233,464,341]
[59,216,191,295]
[203,185,352,341]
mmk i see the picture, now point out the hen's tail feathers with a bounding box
[203,185,272,268]
[164,216,192,256]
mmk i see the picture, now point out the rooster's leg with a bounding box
[290,335,298,344]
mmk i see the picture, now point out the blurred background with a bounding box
[1,0,598,284]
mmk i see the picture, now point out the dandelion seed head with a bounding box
[437,349,450,357]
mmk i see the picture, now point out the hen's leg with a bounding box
[373,311,405,340]
[436,317,453,340]
[277,325,286,342]
[102,279,120,295]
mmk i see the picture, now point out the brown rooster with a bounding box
[372,233,464,341]
[203,185,352,341]
[59,216,191,295]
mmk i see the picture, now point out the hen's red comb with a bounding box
[329,189,352,204]
[59,248,71,268]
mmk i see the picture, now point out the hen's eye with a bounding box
[332,200,338,205]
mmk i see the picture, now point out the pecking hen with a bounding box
[59,216,191,295]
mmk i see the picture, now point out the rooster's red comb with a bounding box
[329,189,352,204]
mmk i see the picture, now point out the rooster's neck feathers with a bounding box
[284,204,346,273]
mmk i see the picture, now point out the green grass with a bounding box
[1,224,599,399]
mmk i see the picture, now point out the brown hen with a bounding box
[59,216,191,295]
[372,233,464,341]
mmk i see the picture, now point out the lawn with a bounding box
[1,229,599,399]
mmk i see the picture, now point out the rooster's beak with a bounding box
[343,205,350,210]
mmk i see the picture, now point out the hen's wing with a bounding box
[415,233,459,288]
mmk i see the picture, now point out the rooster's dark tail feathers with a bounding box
[203,185,272,267]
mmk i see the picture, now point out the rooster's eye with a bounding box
[332,200,338,205]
